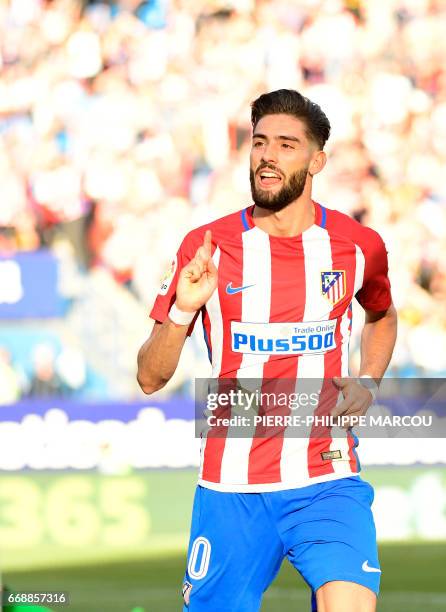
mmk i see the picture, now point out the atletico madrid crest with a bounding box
[321,270,346,305]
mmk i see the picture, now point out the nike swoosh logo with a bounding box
[362,560,381,573]
[226,282,255,295]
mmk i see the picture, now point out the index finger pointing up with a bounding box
[203,229,212,256]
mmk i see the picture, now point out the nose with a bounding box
[261,141,279,164]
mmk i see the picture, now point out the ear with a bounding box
[308,150,327,177]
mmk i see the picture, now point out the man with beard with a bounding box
[137,89,397,612]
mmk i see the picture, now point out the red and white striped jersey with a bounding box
[150,202,392,492]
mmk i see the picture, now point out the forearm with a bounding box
[137,318,190,394]
[359,304,398,382]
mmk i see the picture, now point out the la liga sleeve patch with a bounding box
[159,256,177,295]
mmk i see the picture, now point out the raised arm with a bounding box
[137,230,218,394]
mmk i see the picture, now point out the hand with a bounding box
[330,376,374,429]
[175,230,218,313]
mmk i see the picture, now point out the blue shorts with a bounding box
[182,476,380,611]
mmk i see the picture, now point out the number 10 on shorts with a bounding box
[188,537,211,580]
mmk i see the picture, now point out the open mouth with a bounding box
[257,169,282,187]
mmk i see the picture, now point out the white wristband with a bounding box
[168,303,196,326]
[359,375,379,401]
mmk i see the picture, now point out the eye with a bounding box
[253,141,264,148]
[281,143,294,149]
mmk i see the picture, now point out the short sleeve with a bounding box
[149,232,200,335]
[355,230,392,312]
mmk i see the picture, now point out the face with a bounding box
[249,113,317,212]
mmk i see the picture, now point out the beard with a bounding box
[250,166,309,212]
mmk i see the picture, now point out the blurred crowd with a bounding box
[0,341,88,403]
[1,0,446,402]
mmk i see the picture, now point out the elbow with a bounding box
[137,335,171,394]
[136,372,167,395]
[138,381,156,395]
[138,381,163,396]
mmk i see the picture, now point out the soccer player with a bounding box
[137,89,397,612]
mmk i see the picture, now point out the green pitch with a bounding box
[4,542,446,611]
[2,468,445,611]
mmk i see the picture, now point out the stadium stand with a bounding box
[1,0,445,403]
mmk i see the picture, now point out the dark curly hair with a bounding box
[251,89,331,150]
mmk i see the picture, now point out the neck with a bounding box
[252,193,315,237]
